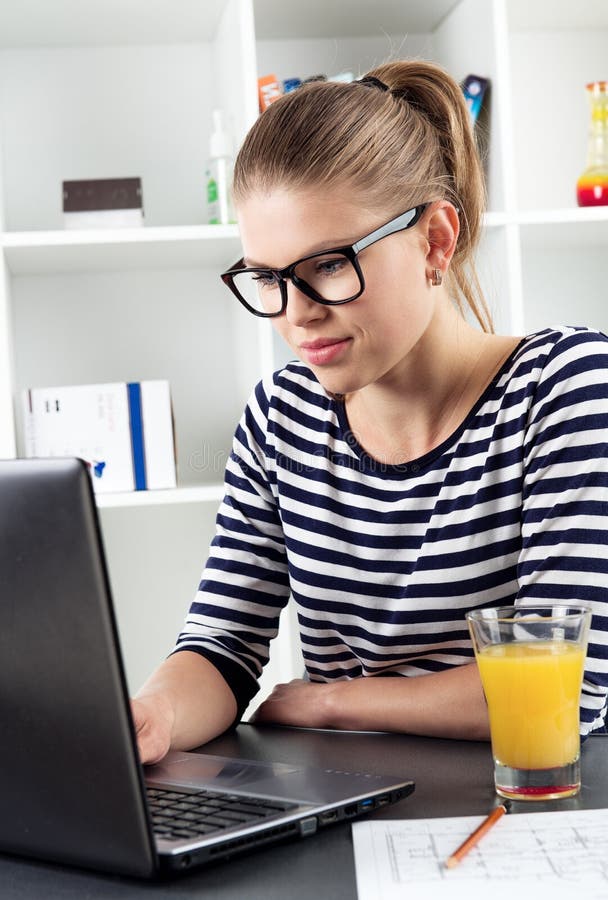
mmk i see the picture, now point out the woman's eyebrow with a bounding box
[243,238,355,269]
[242,256,265,267]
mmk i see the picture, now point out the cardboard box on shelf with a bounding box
[62,177,144,229]
[23,380,176,493]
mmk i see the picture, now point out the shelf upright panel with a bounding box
[0,250,16,457]
[434,0,524,335]
[212,0,264,416]
[213,0,259,145]
[501,223,524,334]
[0,84,5,232]
[0,60,17,457]
[433,0,506,213]
[494,0,525,336]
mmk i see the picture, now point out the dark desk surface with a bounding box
[3,727,607,898]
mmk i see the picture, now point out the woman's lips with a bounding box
[299,338,352,366]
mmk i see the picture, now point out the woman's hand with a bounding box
[251,679,334,729]
[130,651,238,764]
[131,692,176,764]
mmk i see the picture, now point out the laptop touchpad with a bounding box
[145,750,302,791]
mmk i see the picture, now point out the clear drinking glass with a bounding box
[467,604,592,801]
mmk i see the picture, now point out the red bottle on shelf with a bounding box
[576,81,608,207]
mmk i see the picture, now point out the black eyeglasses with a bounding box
[221,204,429,318]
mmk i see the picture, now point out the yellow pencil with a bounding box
[445,802,510,868]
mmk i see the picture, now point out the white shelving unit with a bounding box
[0,0,606,709]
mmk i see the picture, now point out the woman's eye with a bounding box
[315,257,346,277]
[252,272,279,289]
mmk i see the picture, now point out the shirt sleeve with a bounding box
[172,377,291,719]
[518,329,608,735]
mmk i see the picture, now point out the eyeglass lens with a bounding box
[232,252,361,315]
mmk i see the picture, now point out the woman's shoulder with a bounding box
[247,360,334,428]
[255,360,334,417]
[508,325,608,377]
[477,325,608,421]
[494,325,608,421]
[518,324,607,355]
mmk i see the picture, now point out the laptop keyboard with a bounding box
[146,786,298,842]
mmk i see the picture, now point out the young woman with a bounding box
[133,60,608,764]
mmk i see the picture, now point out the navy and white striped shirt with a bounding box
[175,326,608,733]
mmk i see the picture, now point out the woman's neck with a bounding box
[343,313,519,466]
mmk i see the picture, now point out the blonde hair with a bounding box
[233,59,492,333]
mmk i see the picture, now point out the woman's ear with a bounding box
[423,201,460,283]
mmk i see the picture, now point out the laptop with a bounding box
[0,457,414,878]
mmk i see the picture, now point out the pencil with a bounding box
[444,801,510,868]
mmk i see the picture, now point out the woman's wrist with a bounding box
[314,664,490,739]
[322,679,358,730]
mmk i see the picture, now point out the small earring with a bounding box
[431,268,443,286]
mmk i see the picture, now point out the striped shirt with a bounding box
[175,326,608,734]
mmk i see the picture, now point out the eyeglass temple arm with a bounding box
[352,205,428,254]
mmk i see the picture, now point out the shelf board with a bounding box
[517,206,608,249]
[482,206,608,248]
[1,225,242,275]
[516,206,608,225]
[253,0,461,39]
[2,208,606,275]
[95,483,224,509]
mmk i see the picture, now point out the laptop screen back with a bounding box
[0,458,157,877]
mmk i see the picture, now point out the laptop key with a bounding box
[180,811,203,822]
[227,802,271,816]
[213,809,259,823]
[202,814,240,827]
[191,824,219,835]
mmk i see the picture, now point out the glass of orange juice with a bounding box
[467,605,592,801]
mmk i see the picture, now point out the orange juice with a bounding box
[477,641,585,770]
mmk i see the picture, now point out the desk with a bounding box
[2,727,607,899]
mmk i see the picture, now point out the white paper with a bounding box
[352,809,608,900]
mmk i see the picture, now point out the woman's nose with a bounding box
[283,280,326,327]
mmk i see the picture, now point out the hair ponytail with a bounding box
[367,61,491,332]
[233,59,493,332]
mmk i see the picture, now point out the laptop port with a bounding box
[318,810,339,825]
[357,799,375,814]
[299,816,318,837]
